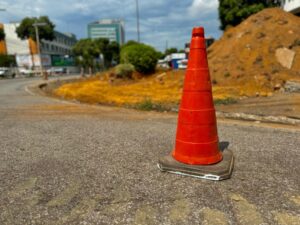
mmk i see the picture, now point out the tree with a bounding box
[121,40,139,50]
[165,47,178,56]
[0,28,5,41]
[0,55,16,67]
[93,38,120,68]
[109,41,120,64]
[72,39,98,70]
[73,38,120,72]
[120,43,159,74]
[16,16,55,41]
[155,51,164,59]
[218,0,280,30]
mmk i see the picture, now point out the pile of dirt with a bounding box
[208,8,300,96]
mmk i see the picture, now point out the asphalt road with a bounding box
[0,77,299,225]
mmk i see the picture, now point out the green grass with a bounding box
[214,97,237,105]
[134,99,168,111]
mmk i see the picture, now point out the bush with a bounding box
[114,63,134,79]
[214,98,237,105]
[120,43,158,74]
[0,54,16,67]
[135,99,167,111]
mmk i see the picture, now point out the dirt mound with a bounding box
[208,8,300,95]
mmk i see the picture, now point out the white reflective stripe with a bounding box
[157,163,221,181]
[168,171,220,181]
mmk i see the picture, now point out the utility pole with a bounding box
[33,22,47,80]
[135,0,140,42]
[165,40,168,52]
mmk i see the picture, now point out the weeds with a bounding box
[224,72,231,78]
[134,99,168,111]
[214,98,237,105]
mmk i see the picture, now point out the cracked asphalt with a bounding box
[0,77,299,225]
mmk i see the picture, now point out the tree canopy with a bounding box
[121,40,139,50]
[72,39,97,69]
[165,47,178,56]
[218,0,280,30]
[120,43,159,74]
[72,38,120,69]
[0,55,16,67]
[94,38,120,67]
[16,16,55,41]
[0,28,5,41]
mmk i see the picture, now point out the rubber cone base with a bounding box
[158,150,234,181]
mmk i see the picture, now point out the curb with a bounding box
[216,111,300,125]
[30,79,300,127]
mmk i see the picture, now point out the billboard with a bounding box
[51,55,75,66]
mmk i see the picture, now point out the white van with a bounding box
[0,67,16,78]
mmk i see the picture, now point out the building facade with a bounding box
[0,22,77,69]
[87,19,125,45]
[40,31,76,56]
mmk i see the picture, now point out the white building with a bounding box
[87,19,125,45]
[3,23,30,55]
[281,0,300,14]
[1,22,77,69]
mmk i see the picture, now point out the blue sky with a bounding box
[0,0,221,51]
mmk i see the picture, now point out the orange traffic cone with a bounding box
[158,27,234,180]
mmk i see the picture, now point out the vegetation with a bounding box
[165,47,178,56]
[72,38,120,71]
[16,16,55,41]
[218,0,279,30]
[214,97,237,105]
[54,69,271,112]
[114,63,134,79]
[0,28,5,41]
[0,55,16,67]
[73,38,96,71]
[109,41,120,64]
[93,38,120,67]
[134,99,166,111]
[121,40,139,49]
[120,43,159,74]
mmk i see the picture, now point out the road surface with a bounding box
[0,77,299,225]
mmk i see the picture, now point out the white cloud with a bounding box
[0,0,222,51]
[188,0,218,17]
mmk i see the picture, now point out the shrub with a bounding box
[120,43,158,74]
[0,54,16,67]
[114,63,134,79]
[224,72,231,78]
[135,99,154,111]
[214,98,237,105]
[135,99,167,111]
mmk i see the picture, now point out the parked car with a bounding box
[19,68,34,76]
[0,67,16,78]
[46,67,67,75]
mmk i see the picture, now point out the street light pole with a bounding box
[33,22,47,80]
[135,0,140,42]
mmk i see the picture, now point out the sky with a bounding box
[0,0,222,51]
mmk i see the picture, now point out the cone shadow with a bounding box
[219,141,230,152]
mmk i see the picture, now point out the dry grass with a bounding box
[53,69,274,109]
[54,71,182,106]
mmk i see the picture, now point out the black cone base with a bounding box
[158,150,234,181]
